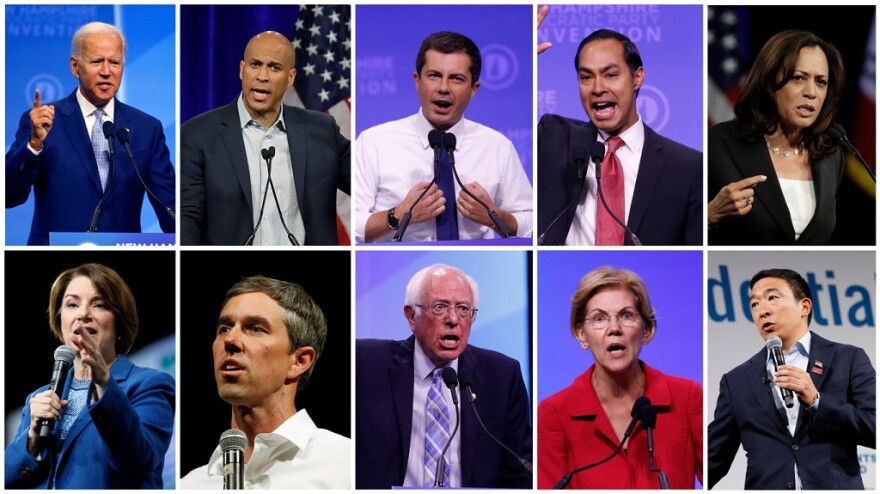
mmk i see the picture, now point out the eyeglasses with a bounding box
[583,310,641,330]
[415,302,478,320]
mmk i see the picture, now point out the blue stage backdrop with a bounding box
[355,5,534,182]
[538,4,703,151]
[4,5,176,245]
[355,250,532,398]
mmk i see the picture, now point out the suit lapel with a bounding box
[220,100,254,210]
[797,153,836,244]
[58,92,103,194]
[458,350,478,487]
[794,332,834,438]
[725,133,796,240]
[284,107,307,218]
[389,337,416,478]
[628,126,665,237]
[745,350,790,432]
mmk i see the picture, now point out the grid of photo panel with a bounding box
[3,2,877,492]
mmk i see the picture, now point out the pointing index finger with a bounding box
[733,175,767,190]
[34,89,42,108]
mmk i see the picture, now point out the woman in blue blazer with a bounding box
[5,263,174,489]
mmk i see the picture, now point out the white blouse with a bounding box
[778,178,816,240]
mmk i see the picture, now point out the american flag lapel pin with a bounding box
[810,360,824,375]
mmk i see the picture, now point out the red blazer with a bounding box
[538,362,703,489]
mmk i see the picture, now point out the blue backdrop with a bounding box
[4,5,176,245]
[355,5,534,181]
[356,250,532,398]
[538,4,703,151]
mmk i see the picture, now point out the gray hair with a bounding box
[404,264,480,309]
[224,275,327,388]
[71,22,127,61]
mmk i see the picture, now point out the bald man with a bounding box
[181,31,350,246]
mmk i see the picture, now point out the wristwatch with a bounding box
[387,208,400,230]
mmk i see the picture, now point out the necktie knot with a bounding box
[606,136,624,155]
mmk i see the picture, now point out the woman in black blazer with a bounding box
[708,30,846,245]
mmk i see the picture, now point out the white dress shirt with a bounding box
[179,409,351,489]
[565,115,645,246]
[237,95,306,246]
[355,110,533,242]
[403,342,462,488]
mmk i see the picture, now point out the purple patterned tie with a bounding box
[424,369,451,486]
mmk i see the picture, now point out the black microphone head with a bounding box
[220,429,247,452]
[102,120,115,139]
[571,141,590,164]
[631,396,651,418]
[765,335,783,351]
[268,146,276,158]
[827,123,846,142]
[457,366,473,388]
[261,148,271,160]
[54,345,76,365]
[639,405,657,429]
[589,141,606,165]
[443,132,457,151]
[115,126,130,144]
[441,366,459,389]
[428,129,444,150]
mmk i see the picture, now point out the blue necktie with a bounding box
[435,137,459,240]
[424,369,451,486]
[90,107,110,191]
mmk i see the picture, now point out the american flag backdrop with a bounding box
[707,6,748,127]
[285,4,353,244]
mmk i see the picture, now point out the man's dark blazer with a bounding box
[537,113,702,246]
[708,331,876,489]
[355,336,532,489]
[180,98,350,245]
[708,120,844,245]
[5,90,176,245]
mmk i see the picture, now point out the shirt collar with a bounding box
[76,88,115,121]
[237,93,286,131]
[766,331,812,363]
[413,337,459,381]
[414,108,467,152]
[596,113,644,155]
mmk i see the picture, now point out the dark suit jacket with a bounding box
[708,120,844,245]
[5,90,176,245]
[5,356,175,489]
[180,98,351,245]
[708,332,876,489]
[537,114,702,245]
[355,336,532,489]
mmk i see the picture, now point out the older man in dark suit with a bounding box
[181,31,350,246]
[355,264,532,489]
[536,25,702,246]
[708,268,875,489]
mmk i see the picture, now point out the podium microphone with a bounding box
[538,141,604,245]
[220,429,247,489]
[554,396,650,489]
[394,130,442,242]
[33,345,76,456]
[261,146,300,246]
[116,127,176,220]
[434,367,461,487]
[828,123,876,182]
[640,405,670,489]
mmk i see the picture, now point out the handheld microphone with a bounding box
[220,428,247,489]
[393,130,443,242]
[828,123,876,182]
[538,141,604,245]
[244,148,276,246]
[640,404,670,489]
[444,132,513,238]
[34,345,76,456]
[594,141,642,245]
[458,367,533,474]
[116,127,176,221]
[435,367,461,487]
[766,335,795,408]
[261,146,300,246]
[554,396,650,489]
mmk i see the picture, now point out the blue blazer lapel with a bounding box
[390,337,416,476]
[628,126,665,236]
[745,350,790,433]
[794,332,834,438]
[219,100,254,210]
[57,92,103,194]
[284,106,307,218]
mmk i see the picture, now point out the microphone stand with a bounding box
[595,149,643,246]
[244,149,274,246]
[262,147,300,246]
[435,368,461,487]
[538,141,604,245]
[830,123,876,182]
[461,381,533,473]
[394,130,444,242]
[116,127,176,221]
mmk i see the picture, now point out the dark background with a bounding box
[179,250,351,476]
[4,251,176,439]
[708,5,876,245]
